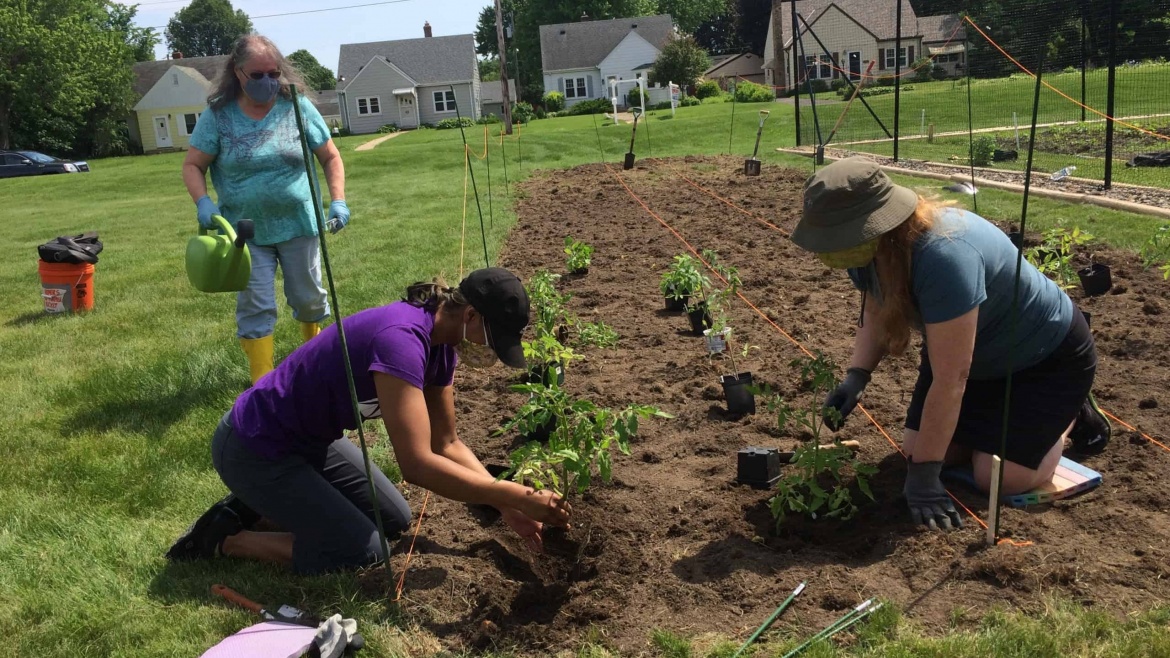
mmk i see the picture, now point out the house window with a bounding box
[433,90,456,113]
[803,55,832,80]
[564,77,588,99]
[172,73,179,85]
[357,96,381,115]
[181,112,201,136]
[884,47,910,69]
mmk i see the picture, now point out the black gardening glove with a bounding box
[822,367,871,431]
[904,460,964,531]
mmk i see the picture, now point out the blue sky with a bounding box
[136,0,488,72]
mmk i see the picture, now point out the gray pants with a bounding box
[211,414,411,574]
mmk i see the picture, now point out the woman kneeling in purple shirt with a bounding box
[166,268,570,573]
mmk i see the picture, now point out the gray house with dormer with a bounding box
[336,23,480,134]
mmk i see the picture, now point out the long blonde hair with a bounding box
[872,197,954,355]
[208,34,307,110]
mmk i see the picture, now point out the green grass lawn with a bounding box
[0,101,1166,657]
[797,64,1170,149]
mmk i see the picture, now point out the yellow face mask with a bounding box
[817,240,880,269]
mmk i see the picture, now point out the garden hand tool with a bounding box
[211,585,365,655]
[822,368,871,431]
[623,107,643,170]
[743,109,770,176]
[904,460,964,531]
[185,215,254,293]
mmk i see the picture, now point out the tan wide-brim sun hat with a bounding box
[791,156,920,253]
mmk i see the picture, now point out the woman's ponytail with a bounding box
[403,277,469,315]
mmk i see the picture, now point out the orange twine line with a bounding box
[394,491,431,601]
[1102,409,1170,453]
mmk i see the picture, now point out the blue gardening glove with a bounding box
[196,195,219,230]
[822,367,871,431]
[904,460,964,531]
[325,200,349,234]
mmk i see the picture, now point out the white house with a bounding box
[539,14,676,108]
[762,0,967,91]
[480,79,517,119]
[336,23,481,134]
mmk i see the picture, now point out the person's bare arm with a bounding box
[909,308,978,463]
[849,291,888,372]
[424,385,491,478]
[376,373,569,526]
[313,140,345,201]
[182,148,215,203]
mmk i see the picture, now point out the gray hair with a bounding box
[208,33,308,110]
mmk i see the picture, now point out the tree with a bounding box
[656,0,723,34]
[0,0,136,154]
[105,2,158,62]
[479,57,501,81]
[165,0,253,57]
[649,35,710,89]
[288,50,335,90]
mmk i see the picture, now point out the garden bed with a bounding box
[366,156,1170,654]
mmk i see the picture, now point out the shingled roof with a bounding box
[131,55,229,98]
[918,14,966,44]
[779,0,919,48]
[337,34,476,89]
[539,14,674,72]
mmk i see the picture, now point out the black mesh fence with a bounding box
[788,0,1170,188]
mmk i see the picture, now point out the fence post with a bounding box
[893,0,903,161]
[791,0,802,147]
[1103,0,1117,190]
[1080,1,1087,123]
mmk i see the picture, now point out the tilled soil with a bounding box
[365,156,1170,655]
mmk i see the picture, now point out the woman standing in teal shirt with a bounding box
[182,33,350,384]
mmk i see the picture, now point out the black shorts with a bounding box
[905,309,1097,470]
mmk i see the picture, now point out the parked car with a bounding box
[0,150,90,178]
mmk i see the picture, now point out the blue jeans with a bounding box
[237,235,329,339]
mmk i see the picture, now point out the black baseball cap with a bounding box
[458,268,530,368]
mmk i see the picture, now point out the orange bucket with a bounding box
[38,260,95,314]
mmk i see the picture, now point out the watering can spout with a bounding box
[185,215,254,293]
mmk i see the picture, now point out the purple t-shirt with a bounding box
[230,302,457,459]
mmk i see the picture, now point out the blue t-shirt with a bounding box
[230,302,458,460]
[189,95,331,246]
[848,209,1073,380]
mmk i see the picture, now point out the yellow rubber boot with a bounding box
[240,335,274,385]
[300,322,321,343]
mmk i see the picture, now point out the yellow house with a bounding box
[129,55,228,154]
[129,55,345,153]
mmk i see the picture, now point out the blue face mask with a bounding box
[244,75,280,104]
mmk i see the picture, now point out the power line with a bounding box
[145,0,416,29]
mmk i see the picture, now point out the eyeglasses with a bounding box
[241,69,281,80]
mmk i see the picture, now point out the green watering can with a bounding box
[185,215,255,293]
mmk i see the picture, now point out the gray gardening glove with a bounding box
[904,460,964,531]
[822,367,871,431]
[313,614,360,658]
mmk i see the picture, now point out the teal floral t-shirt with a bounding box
[189,94,331,246]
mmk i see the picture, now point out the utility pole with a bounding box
[494,0,513,134]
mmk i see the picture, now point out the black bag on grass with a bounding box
[38,232,103,264]
[993,149,1018,162]
[1127,152,1170,168]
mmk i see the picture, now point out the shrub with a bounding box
[733,80,775,102]
[435,117,474,130]
[830,78,848,91]
[511,101,534,124]
[702,93,733,104]
[566,98,613,116]
[679,95,700,107]
[970,135,996,166]
[931,65,949,81]
[626,86,649,108]
[535,106,547,120]
[543,91,565,112]
[911,57,934,82]
[377,123,398,134]
[651,101,674,111]
[804,79,831,94]
[694,79,722,99]
[476,114,502,125]
[875,74,897,87]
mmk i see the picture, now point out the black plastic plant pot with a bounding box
[664,294,689,312]
[570,267,589,276]
[687,303,712,336]
[526,363,566,386]
[720,372,757,415]
[737,447,781,489]
[521,417,556,444]
[624,152,635,170]
[1078,263,1112,297]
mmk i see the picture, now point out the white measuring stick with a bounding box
[987,454,1003,546]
